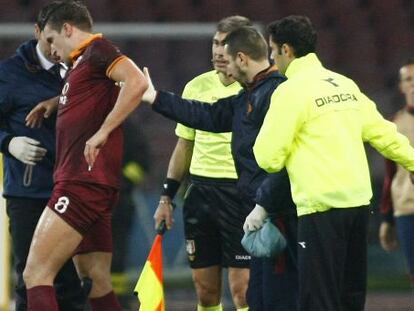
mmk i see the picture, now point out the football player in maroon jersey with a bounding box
[22,2,148,311]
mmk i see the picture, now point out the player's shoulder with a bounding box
[333,70,355,83]
[87,37,120,56]
[90,36,113,48]
[185,70,219,89]
[321,68,360,90]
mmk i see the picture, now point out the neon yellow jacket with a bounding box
[254,53,414,216]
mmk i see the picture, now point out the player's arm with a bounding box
[254,86,306,173]
[154,137,194,230]
[25,96,59,128]
[142,68,234,133]
[166,137,194,184]
[361,93,414,171]
[84,58,148,169]
[378,159,398,251]
[154,81,197,230]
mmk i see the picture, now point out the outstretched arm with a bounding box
[361,94,414,171]
[142,68,235,133]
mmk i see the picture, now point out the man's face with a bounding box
[35,26,60,63]
[399,64,414,100]
[223,45,247,84]
[212,31,229,73]
[43,24,71,65]
[269,36,288,74]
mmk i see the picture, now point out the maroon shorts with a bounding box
[47,181,119,254]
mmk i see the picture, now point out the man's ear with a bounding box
[34,24,41,40]
[62,23,73,37]
[282,43,295,58]
[237,52,248,66]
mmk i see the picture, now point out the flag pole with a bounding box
[134,203,176,311]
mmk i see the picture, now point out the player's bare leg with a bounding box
[228,267,249,309]
[73,252,121,310]
[73,252,113,297]
[193,266,222,310]
[23,208,83,311]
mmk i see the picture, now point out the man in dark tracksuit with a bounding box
[144,26,298,310]
[0,4,84,311]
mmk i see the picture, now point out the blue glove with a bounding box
[241,218,287,258]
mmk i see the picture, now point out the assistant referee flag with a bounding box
[134,234,165,311]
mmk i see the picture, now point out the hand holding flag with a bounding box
[134,204,175,311]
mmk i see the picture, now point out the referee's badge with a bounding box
[185,239,196,261]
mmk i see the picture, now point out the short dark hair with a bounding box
[267,15,317,58]
[223,26,268,61]
[36,1,64,31]
[41,0,93,32]
[216,15,252,33]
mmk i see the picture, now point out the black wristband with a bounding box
[161,178,181,199]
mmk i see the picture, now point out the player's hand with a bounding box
[141,67,157,104]
[154,196,174,230]
[84,130,108,170]
[8,136,47,165]
[25,96,59,128]
[243,204,268,232]
[379,221,398,252]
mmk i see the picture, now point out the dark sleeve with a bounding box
[255,169,296,216]
[379,159,396,223]
[0,70,14,155]
[152,90,234,132]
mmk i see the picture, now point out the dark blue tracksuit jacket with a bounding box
[153,66,295,215]
[0,40,63,198]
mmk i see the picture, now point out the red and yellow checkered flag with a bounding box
[134,233,165,311]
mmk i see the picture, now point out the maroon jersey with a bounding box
[54,35,127,188]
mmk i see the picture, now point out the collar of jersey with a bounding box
[69,33,103,63]
[246,65,278,90]
[285,53,322,79]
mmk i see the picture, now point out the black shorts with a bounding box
[183,175,251,269]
